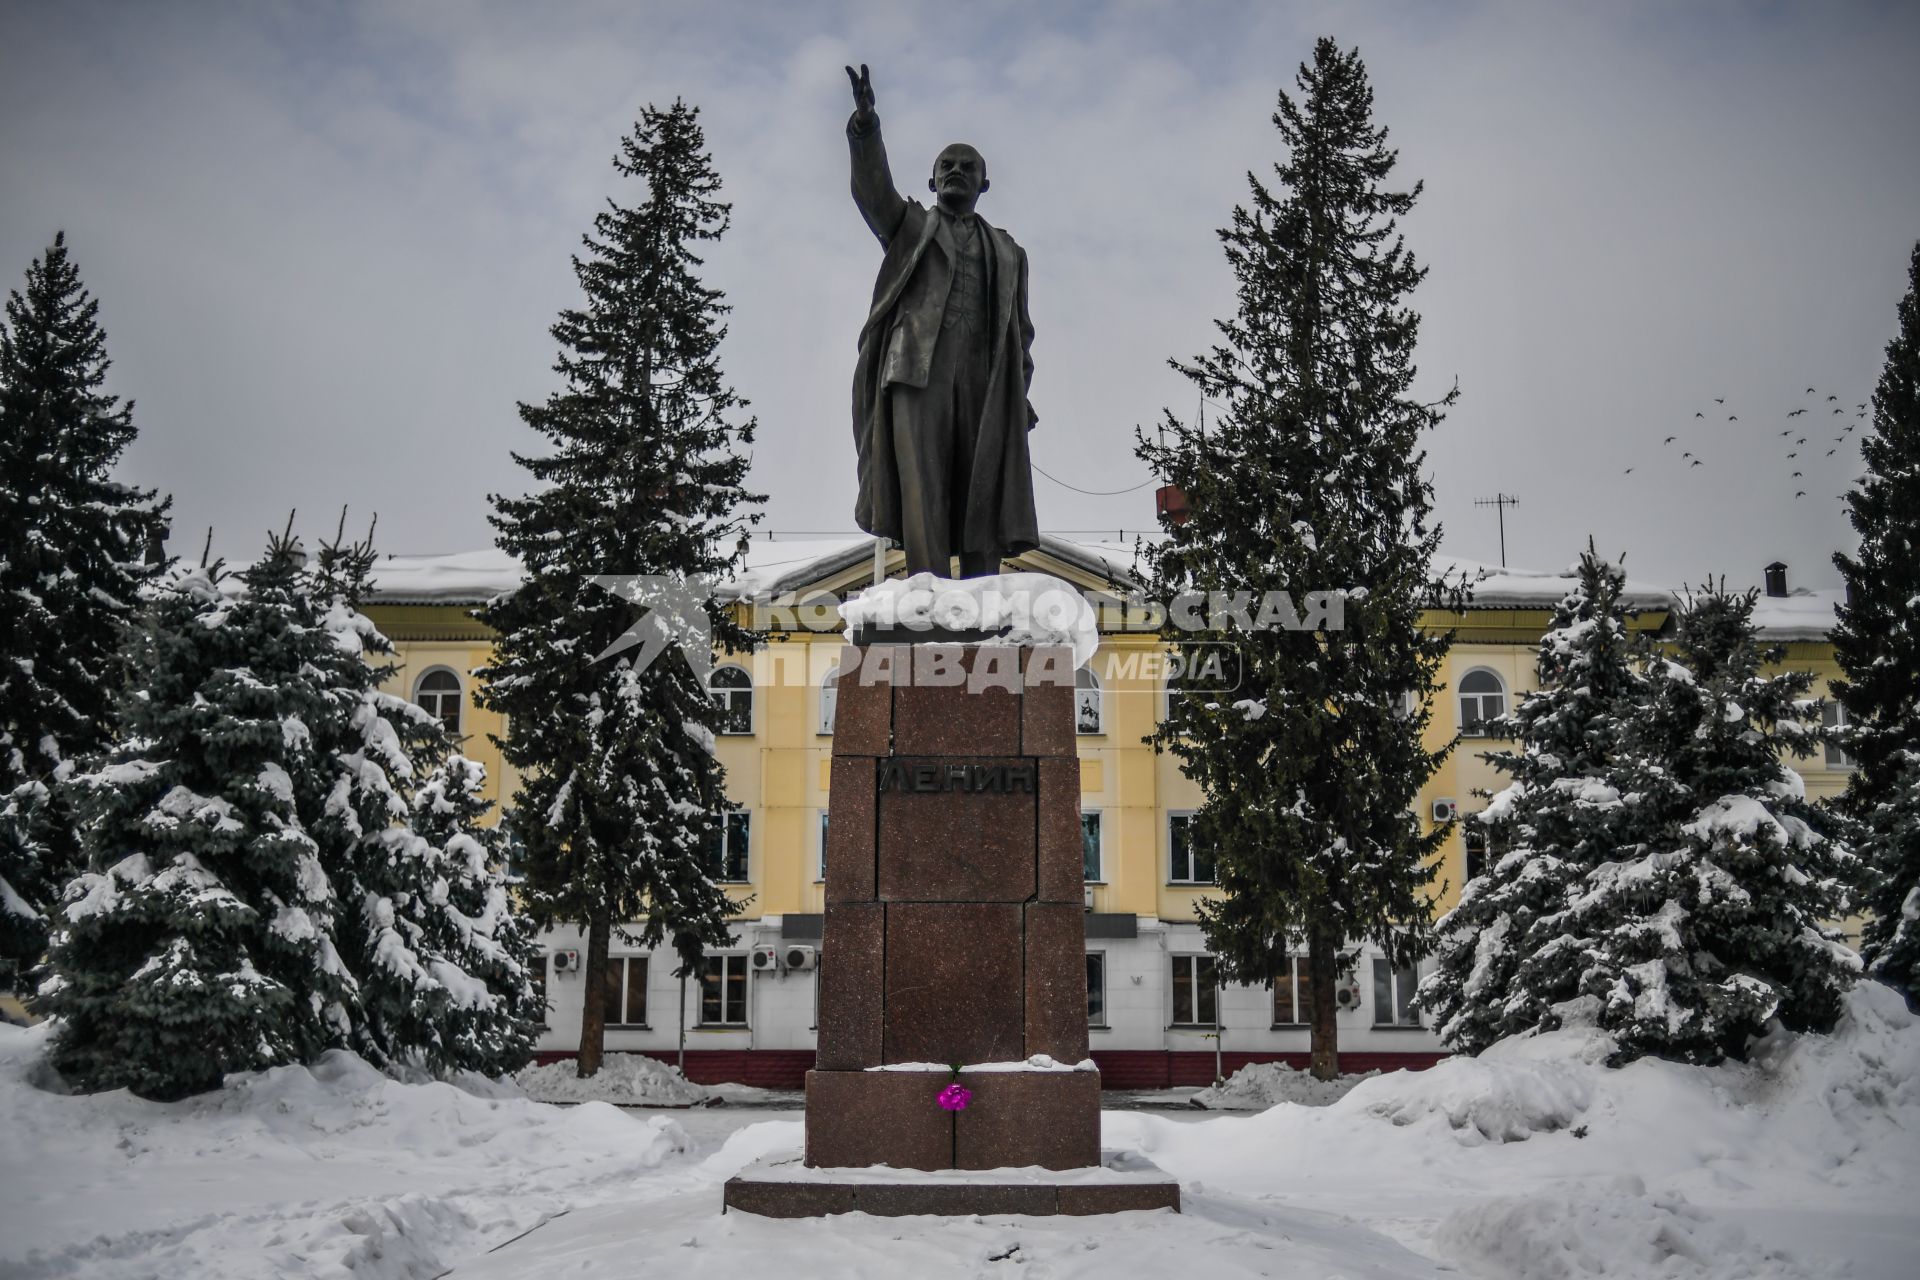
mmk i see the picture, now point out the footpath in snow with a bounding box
[2,983,1917,1279]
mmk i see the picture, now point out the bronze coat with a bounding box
[849,121,1041,558]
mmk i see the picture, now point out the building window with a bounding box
[1167,812,1216,884]
[709,665,753,735]
[705,809,750,882]
[817,809,829,882]
[415,668,463,736]
[498,824,526,884]
[1271,953,1311,1026]
[1075,667,1103,735]
[700,953,748,1026]
[1457,669,1506,737]
[818,665,839,735]
[1464,825,1490,882]
[1372,957,1421,1027]
[1823,702,1853,769]
[604,955,649,1027]
[1171,953,1218,1026]
[1087,951,1107,1027]
[1081,811,1103,882]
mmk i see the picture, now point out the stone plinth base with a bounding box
[805,1068,1100,1171]
[723,1150,1182,1219]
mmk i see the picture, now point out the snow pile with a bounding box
[839,571,1099,668]
[515,1052,713,1106]
[1347,1024,1612,1142]
[0,1022,692,1280]
[1106,984,1919,1278]
[1191,1061,1379,1109]
[1433,1176,1813,1279]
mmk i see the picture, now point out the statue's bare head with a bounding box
[929,144,988,214]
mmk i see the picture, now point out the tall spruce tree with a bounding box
[1134,38,1454,1079]
[480,100,762,1077]
[0,233,169,990]
[1833,242,1920,1002]
[1418,545,1653,1053]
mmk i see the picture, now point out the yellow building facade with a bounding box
[363,538,1852,1087]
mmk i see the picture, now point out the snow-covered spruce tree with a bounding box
[1834,242,1920,1002]
[1133,38,1454,1079]
[38,539,361,1099]
[0,233,168,990]
[309,523,539,1077]
[480,100,762,1077]
[1417,544,1652,1054]
[1563,585,1857,1065]
[343,746,542,1077]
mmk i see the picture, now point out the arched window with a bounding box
[1075,667,1103,735]
[415,668,463,736]
[818,665,839,735]
[1457,669,1506,737]
[709,665,752,736]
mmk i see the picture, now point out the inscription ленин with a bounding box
[878,760,1037,795]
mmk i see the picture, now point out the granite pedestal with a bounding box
[724,641,1178,1217]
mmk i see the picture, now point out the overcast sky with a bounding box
[3,1,1916,592]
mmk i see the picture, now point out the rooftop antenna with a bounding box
[1474,493,1520,568]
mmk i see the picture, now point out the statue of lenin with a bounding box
[844,64,1041,579]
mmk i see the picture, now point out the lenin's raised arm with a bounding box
[845,64,907,246]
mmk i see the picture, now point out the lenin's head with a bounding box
[929,144,988,215]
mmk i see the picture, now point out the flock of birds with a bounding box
[1624,386,1869,500]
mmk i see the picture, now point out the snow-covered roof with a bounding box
[1745,588,1842,642]
[360,540,1835,639]
[1430,556,1675,613]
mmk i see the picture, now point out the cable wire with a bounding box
[1030,463,1158,496]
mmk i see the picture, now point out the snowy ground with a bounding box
[3,984,1916,1279]
[1190,1061,1380,1109]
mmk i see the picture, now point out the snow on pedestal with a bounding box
[838,572,1099,669]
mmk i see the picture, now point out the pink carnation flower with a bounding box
[937,1083,973,1112]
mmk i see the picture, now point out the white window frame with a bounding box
[818,665,839,735]
[816,808,829,882]
[1087,950,1108,1028]
[700,953,750,1027]
[605,954,650,1028]
[1075,666,1104,735]
[1823,701,1854,769]
[1270,953,1311,1027]
[1371,956,1423,1028]
[413,666,465,737]
[1170,952,1219,1027]
[1167,811,1215,885]
[1457,668,1507,737]
[707,809,750,883]
[709,664,754,736]
[1081,810,1104,883]
[1464,823,1491,882]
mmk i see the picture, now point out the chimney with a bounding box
[1763,561,1788,598]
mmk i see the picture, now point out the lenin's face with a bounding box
[930,144,988,213]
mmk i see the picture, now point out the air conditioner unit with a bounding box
[1333,975,1365,1011]
[749,944,780,973]
[1431,798,1459,824]
[551,949,580,973]
[783,944,818,971]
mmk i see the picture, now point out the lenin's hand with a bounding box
[846,63,878,132]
